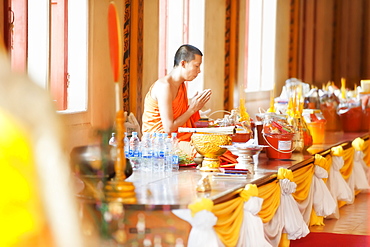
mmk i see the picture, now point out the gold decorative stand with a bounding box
[104,111,137,203]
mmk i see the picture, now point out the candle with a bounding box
[267,85,275,113]
[108,2,123,112]
[341,77,346,99]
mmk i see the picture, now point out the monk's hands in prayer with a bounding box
[189,89,212,112]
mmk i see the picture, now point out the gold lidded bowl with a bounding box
[191,133,232,172]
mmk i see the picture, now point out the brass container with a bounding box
[191,133,232,172]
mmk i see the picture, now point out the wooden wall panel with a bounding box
[344,0,363,87]
[363,0,370,79]
[314,0,334,86]
[299,0,315,83]
[288,0,300,78]
[292,0,368,89]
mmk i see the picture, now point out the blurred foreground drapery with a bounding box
[0,52,88,246]
[172,135,370,246]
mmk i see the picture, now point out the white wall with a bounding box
[203,0,226,119]
[61,0,124,153]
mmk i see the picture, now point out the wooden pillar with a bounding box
[224,0,239,111]
[122,0,131,113]
[122,0,144,123]
[129,0,144,125]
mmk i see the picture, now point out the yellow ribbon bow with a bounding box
[188,198,214,217]
[314,154,329,171]
[240,184,258,202]
[352,137,364,152]
[331,146,343,156]
[277,167,294,182]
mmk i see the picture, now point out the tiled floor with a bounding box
[310,191,370,235]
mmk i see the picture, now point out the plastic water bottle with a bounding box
[141,132,152,171]
[129,132,140,170]
[151,133,158,170]
[164,133,172,171]
[124,132,130,158]
[155,133,165,171]
[171,133,180,171]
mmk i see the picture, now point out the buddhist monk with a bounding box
[142,44,237,164]
[142,44,212,142]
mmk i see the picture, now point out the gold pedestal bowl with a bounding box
[191,133,232,172]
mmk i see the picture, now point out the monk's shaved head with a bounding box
[173,44,203,67]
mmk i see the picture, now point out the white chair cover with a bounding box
[263,206,284,247]
[264,178,309,246]
[312,165,337,216]
[295,181,313,225]
[347,151,370,190]
[279,178,310,240]
[327,156,354,218]
[237,196,271,247]
[172,209,224,247]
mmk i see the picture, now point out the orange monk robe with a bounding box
[142,82,199,142]
[142,83,237,164]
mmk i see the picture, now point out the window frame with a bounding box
[6,0,88,113]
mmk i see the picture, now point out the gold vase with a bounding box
[191,133,232,172]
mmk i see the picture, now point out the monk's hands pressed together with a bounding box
[189,89,212,112]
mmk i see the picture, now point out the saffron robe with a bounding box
[142,82,199,142]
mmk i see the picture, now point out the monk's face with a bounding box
[183,54,202,81]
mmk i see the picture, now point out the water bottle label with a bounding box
[172,155,179,164]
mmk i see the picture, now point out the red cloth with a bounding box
[220,150,238,165]
[142,82,200,142]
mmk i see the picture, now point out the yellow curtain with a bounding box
[340,146,355,179]
[258,179,281,223]
[212,184,263,247]
[363,138,370,166]
[213,196,244,247]
[292,164,314,202]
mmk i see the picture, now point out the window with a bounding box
[9,0,88,112]
[158,0,205,97]
[244,0,277,92]
[159,0,276,96]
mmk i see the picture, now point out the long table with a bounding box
[78,131,369,246]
